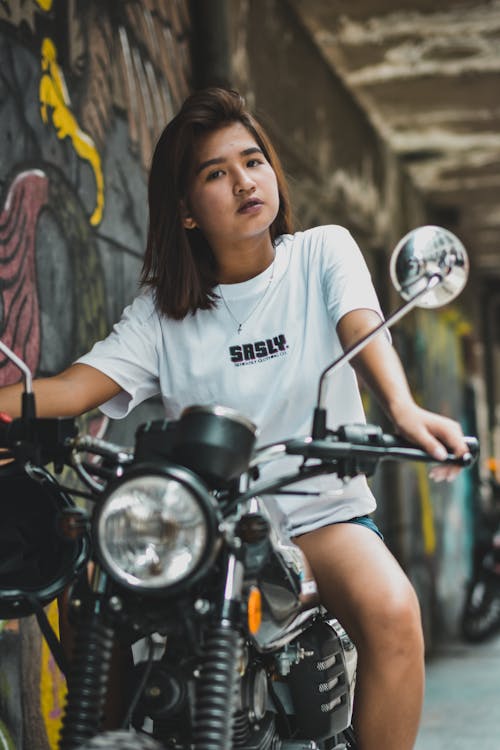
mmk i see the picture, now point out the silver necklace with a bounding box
[218,254,276,334]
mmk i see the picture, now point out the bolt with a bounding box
[194,598,210,615]
[108,596,123,612]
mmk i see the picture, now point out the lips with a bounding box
[237,198,264,213]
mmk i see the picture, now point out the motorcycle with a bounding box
[0,226,478,750]
[461,473,500,643]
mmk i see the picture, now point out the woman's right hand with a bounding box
[0,364,122,419]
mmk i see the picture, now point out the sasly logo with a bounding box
[229,334,289,366]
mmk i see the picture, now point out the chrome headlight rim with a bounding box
[93,463,220,596]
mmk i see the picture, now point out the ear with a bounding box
[180,200,197,230]
[183,216,197,230]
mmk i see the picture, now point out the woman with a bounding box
[0,88,468,749]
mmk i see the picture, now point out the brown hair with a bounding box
[141,87,293,319]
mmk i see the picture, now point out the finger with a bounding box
[408,426,449,462]
[429,464,461,483]
[419,430,466,470]
[425,415,468,457]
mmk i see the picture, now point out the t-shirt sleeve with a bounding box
[75,292,161,418]
[319,225,386,327]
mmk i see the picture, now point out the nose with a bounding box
[233,168,256,195]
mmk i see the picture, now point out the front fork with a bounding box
[59,564,115,750]
[192,552,244,750]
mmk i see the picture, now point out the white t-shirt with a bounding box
[77,225,386,534]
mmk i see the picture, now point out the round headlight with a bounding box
[95,469,217,593]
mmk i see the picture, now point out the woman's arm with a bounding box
[0,363,122,418]
[336,308,469,480]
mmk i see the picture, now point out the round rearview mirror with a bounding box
[390,225,469,309]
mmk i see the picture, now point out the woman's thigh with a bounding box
[293,521,421,646]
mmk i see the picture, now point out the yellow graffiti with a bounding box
[40,601,67,749]
[416,462,436,555]
[39,37,104,226]
[36,0,53,10]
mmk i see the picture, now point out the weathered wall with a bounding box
[377,309,476,642]
[0,1,191,746]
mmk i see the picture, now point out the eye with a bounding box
[206,169,224,181]
[247,158,264,168]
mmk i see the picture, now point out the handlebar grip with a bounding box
[381,433,479,466]
[286,429,480,469]
[454,436,479,466]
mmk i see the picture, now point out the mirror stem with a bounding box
[312,273,441,439]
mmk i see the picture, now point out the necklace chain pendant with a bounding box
[218,251,276,334]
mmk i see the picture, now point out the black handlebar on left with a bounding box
[0,415,78,466]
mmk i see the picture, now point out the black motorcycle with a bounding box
[0,226,477,750]
[461,475,500,643]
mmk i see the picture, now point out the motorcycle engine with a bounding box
[285,619,356,741]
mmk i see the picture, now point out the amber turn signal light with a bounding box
[247,586,262,635]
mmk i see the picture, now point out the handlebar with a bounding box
[0,415,78,466]
[240,424,479,504]
[285,429,479,468]
[0,413,479,506]
[73,434,134,464]
[0,416,133,491]
[253,423,478,469]
[374,432,478,467]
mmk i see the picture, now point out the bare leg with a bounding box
[294,523,425,750]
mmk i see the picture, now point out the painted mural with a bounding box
[0,1,191,746]
[394,309,474,642]
[363,303,475,644]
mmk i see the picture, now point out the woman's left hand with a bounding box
[389,401,470,482]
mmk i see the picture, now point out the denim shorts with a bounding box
[342,514,384,540]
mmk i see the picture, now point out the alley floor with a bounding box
[415,632,500,749]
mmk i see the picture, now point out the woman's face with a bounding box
[183,122,280,253]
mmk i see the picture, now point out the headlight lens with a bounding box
[96,474,212,591]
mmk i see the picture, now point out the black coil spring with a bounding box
[59,614,115,750]
[193,623,242,750]
[232,709,251,747]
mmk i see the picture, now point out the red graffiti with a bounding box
[0,170,49,385]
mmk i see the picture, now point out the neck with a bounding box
[215,235,275,284]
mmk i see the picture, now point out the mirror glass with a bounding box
[389,225,469,309]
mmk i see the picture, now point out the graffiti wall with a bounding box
[411,308,475,637]
[370,307,475,645]
[0,1,191,746]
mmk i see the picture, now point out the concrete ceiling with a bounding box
[291,0,500,279]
